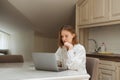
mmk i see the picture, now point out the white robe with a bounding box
[55,44,90,77]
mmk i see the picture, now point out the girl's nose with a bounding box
[62,37,66,42]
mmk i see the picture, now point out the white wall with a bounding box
[34,32,58,52]
[88,25,120,54]
[0,0,58,61]
[0,0,34,61]
[0,25,34,61]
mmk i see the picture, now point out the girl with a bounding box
[55,25,90,77]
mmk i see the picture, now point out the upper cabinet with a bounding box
[90,0,109,23]
[79,0,90,25]
[110,0,120,20]
[76,0,120,28]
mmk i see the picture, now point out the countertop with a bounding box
[86,53,120,62]
[0,62,90,80]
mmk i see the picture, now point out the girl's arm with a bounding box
[55,47,62,67]
[66,44,86,71]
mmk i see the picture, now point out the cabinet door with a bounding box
[99,69,115,80]
[110,0,120,20]
[79,0,90,25]
[90,0,109,23]
[116,64,120,80]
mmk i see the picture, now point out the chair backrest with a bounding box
[86,57,99,80]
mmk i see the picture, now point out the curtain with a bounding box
[0,31,10,49]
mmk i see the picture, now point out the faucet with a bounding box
[88,39,101,53]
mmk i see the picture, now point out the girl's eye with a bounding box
[65,35,68,38]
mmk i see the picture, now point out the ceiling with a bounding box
[8,0,78,38]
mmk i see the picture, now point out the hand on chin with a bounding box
[64,42,73,50]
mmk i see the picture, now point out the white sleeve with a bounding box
[66,44,86,71]
[55,47,62,62]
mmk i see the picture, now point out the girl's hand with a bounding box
[57,61,62,67]
[64,42,73,50]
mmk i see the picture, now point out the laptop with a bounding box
[32,52,67,72]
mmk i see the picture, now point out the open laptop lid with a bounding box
[32,52,59,71]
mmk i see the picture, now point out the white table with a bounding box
[0,62,90,80]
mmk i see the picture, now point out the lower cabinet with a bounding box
[99,69,115,80]
[98,60,120,80]
[116,63,120,80]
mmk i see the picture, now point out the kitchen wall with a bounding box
[0,23,34,62]
[0,0,57,61]
[34,31,58,52]
[0,0,34,61]
[88,24,120,54]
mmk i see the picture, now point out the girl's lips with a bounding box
[63,41,67,43]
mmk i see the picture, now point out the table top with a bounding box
[0,62,89,80]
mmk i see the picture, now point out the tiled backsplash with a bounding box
[88,24,120,54]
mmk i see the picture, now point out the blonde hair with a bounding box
[58,25,78,47]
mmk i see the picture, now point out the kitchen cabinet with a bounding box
[116,63,120,80]
[86,54,120,80]
[90,0,109,23]
[76,0,109,26]
[75,0,89,49]
[99,69,115,80]
[99,60,116,80]
[76,0,120,27]
[79,0,90,25]
[110,0,120,20]
[76,0,120,49]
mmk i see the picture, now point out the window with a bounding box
[0,30,10,49]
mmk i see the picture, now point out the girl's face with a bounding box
[61,30,75,44]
